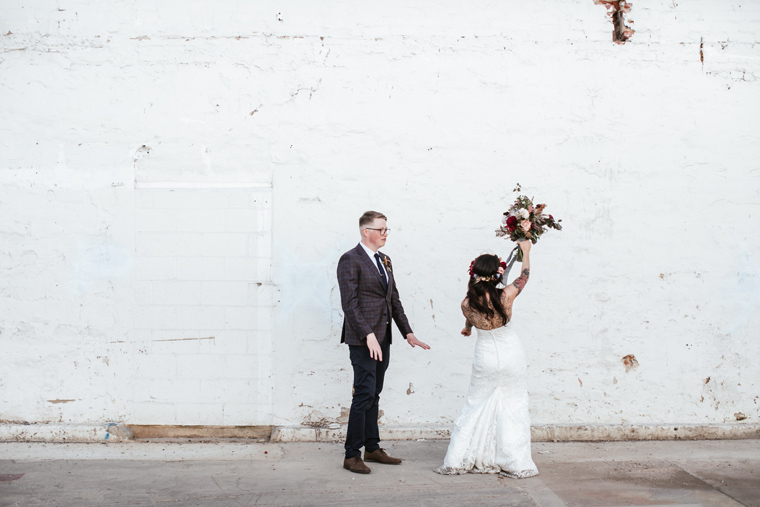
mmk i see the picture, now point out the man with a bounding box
[337,211,430,474]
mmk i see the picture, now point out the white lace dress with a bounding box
[435,322,538,478]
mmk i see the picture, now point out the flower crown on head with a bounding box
[468,258,507,283]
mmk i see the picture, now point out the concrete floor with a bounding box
[0,439,758,506]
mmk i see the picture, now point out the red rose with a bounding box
[506,216,518,232]
[499,261,507,270]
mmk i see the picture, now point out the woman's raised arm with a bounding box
[504,241,531,300]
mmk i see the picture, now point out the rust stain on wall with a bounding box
[338,406,350,424]
[700,37,704,67]
[622,354,639,372]
[47,399,75,404]
[594,0,635,44]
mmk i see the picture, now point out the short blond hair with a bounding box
[359,211,387,228]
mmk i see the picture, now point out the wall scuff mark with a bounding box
[152,336,216,342]
[700,37,704,69]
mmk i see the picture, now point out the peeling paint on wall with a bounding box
[594,0,635,43]
[622,355,639,373]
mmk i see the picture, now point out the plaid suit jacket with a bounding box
[337,243,413,346]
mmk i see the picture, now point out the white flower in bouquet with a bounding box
[495,183,563,262]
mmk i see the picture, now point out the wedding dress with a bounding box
[435,320,538,478]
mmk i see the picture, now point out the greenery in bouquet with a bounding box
[495,183,562,261]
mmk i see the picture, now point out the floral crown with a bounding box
[468,258,507,283]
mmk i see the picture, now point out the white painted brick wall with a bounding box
[127,188,272,424]
[0,0,758,431]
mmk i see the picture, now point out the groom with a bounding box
[337,211,430,474]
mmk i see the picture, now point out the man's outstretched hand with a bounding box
[406,333,430,350]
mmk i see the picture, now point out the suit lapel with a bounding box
[354,244,391,295]
[354,244,384,287]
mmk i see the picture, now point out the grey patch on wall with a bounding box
[106,423,133,440]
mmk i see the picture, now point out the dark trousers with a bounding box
[345,329,391,459]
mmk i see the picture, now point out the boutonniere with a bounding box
[381,256,392,273]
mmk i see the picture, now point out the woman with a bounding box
[434,240,538,479]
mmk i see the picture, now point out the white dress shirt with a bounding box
[359,242,386,276]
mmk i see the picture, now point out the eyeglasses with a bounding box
[365,228,390,236]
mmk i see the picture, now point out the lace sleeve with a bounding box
[462,296,508,330]
[461,299,473,323]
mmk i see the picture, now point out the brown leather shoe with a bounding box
[364,448,402,465]
[343,456,371,474]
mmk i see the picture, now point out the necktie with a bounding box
[374,253,388,292]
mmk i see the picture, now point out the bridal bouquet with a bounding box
[495,184,562,261]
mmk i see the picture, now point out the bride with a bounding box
[435,240,538,479]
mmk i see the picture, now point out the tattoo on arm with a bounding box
[512,268,530,295]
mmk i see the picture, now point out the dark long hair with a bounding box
[466,254,508,325]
